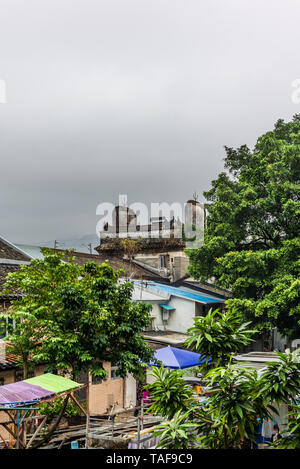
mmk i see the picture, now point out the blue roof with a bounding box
[135,281,224,304]
[149,346,206,369]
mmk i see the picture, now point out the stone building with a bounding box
[96,200,204,282]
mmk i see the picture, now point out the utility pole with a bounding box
[54,240,65,250]
[80,243,93,254]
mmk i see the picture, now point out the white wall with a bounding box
[144,296,199,334]
[163,296,196,333]
[125,373,137,408]
[146,367,156,385]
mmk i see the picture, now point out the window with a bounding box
[111,365,121,380]
[160,255,167,268]
[92,363,104,385]
[92,375,103,385]
[15,370,23,382]
[0,316,16,338]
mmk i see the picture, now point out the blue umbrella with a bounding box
[148,346,207,369]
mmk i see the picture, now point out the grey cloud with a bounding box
[0,0,299,243]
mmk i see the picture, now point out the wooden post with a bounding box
[123,376,127,410]
[85,374,90,449]
[137,414,141,450]
[26,416,47,449]
[16,409,20,450]
[141,398,144,432]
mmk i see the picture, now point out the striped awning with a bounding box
[0,373,82,407]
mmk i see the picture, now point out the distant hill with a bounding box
[37,234,100,254]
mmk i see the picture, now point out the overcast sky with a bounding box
[0,0,299,244]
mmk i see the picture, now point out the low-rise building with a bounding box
[132,280,226,336]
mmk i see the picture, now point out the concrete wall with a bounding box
[134,250,190,280]
[124,373,136,408]
[89,361,124,416]
[146,297,202,334]
[166,297,196,333]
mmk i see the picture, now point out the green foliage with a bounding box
[154,411,198,449]
[39,397,85,422]
[147,352,300,449]
[0,310,46,378]
[259,349,300,405]
[195,362,273,448]
[146,366,196,420]
[187,116,300,336]
[185,308,255,367]
[273,404,300,449]
[1,249,154,379]
[147,346,300,448]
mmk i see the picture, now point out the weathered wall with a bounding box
[89,361,124,416]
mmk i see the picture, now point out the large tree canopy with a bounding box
[1,250,153,379]
[188,115,300,337]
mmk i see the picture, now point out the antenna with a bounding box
[80,243,93,254]
[192,191,199,202]
[54,240,65,250]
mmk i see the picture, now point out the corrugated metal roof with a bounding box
[134,281,224,304]
[0,373,82,407]
[25,373,80,394]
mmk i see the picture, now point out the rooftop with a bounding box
[133,281,225,304]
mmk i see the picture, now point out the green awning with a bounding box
[25,373,81,394]
[159,304,175,310]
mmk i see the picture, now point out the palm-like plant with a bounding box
[185,308,255,367]
[146,366,196,420]
[195,362,274,448]
[154,411,198,449]
[259,350,300,406]
[273,404,300,449]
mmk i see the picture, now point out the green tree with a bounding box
[184,308,255,367]
[1,249,153,380]
[39,396,85,423]
[0,311,46,379]
[187,116,300,337]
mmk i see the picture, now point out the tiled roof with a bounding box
[0,344,20,371]
[0,264,22,298]
[55,249,162,279]
[0,238,31,261]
